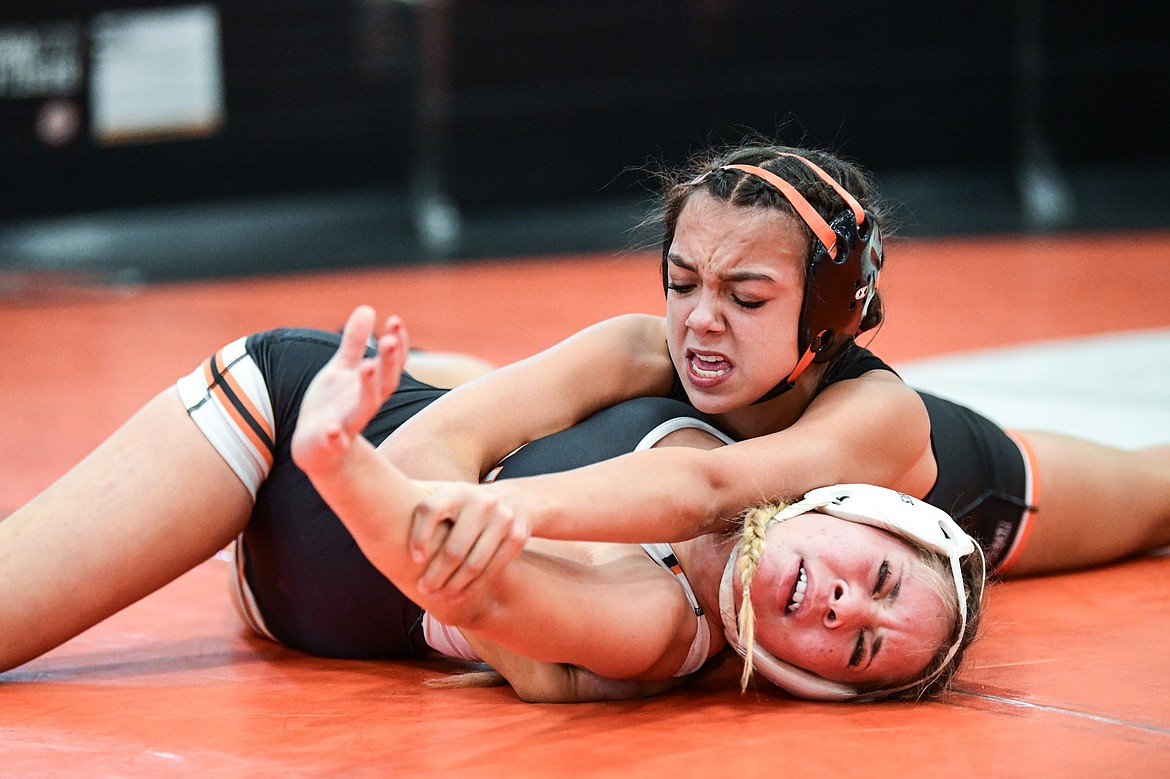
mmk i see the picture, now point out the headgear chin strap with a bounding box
[718,484,985,702]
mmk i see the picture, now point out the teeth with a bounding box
[691,354,729,378]
[787,566,807,613]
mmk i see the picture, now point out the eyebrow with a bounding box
[665,253,776,284]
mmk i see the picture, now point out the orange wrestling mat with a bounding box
[2,232,1169,776]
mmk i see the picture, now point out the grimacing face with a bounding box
[664,192,809,415]
[741,512,954,687]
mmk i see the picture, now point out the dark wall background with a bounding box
[2,1,1168,280]
[2,0,415,217]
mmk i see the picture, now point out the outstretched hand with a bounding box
[291,306,410,476]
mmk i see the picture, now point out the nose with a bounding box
[823,580,871,630]
[684,289,725,334]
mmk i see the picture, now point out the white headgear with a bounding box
[718,484,985,701]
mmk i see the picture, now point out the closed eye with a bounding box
[873,560,890,595]
[732,296,766,309]
[849,560,892,669]
[849,632,865,668]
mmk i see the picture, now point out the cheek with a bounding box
[665,294,695,330]
[664,308,685,355]
[760,625,841,675]
[725,309,799,370]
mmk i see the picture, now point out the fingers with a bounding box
[435,510,529,603]
[411,486,531,600]
[376,316,409,397]
[410,490,456,563]
[381,314,410,354]
[338,307,410,402]
[338,305,377,366]
[417,494,520,593]
[355,361,384,426]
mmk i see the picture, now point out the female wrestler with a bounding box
[0,306,982,703]
[289,306,987,701]
[386,143,1170,595]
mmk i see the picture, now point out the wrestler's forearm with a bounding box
[490,372,939,544]
[307,437,673,679]
[304,437,432,587]
[485,447,741,543]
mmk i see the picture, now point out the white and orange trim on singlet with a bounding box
[993,429,1042,574]
[176,336,276,499]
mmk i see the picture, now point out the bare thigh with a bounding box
[1003,430,1170,577]
[0,388,253,671]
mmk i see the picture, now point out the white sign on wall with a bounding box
[89,4,225,145]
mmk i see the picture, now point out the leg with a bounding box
[1003,431,1170,577]
[404,351,496,389]
[0,389,252,671]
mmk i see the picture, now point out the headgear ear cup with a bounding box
[718,159,883,402]
[761,153,880,364]
[801,207,882,363]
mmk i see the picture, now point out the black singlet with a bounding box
[239,330,723,660]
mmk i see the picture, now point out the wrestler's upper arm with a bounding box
[382,315,675,481]
[707,370,935,504]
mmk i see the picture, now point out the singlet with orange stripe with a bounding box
[177,336,276,498]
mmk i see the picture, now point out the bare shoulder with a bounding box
[610,313,670,367]
[801,368,934,494]
[806,366,925,419]
[585,314,666,351]
[564,314,674,395]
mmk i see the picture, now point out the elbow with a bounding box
[506,662,578,704]
[420,575,505,636]
[691,460,747,535]
[512,683,573,704]
[520,667,676,703]
[0,646,36,675]
[424,598,489,635]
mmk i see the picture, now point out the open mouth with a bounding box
[786,562,808,614]
[687,351,732,380]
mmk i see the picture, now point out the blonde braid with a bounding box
[735,502,782,691]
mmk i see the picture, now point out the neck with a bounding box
[671,533,737,620]
[715,362,827,440]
